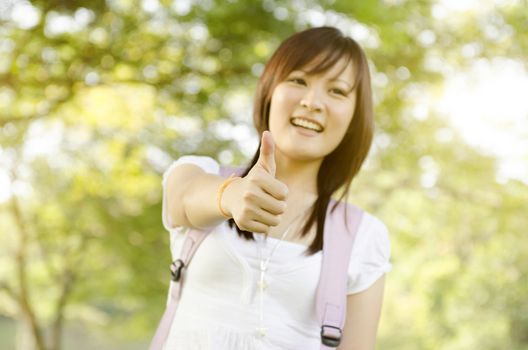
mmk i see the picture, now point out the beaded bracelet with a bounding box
[216,173,241,219]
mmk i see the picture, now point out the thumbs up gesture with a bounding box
[222,131,288,234]
[256,130,277,177]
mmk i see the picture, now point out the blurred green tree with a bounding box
[0,0,527,349]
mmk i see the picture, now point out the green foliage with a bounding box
[1,0,527,349]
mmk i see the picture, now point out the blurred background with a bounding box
[1,0,527,349]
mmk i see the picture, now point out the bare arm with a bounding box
[165,131,288,232]
[165,163,228,230]
[338,275,386,350]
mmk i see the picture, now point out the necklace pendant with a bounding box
[255,326,268,338]
[257,279,268,290]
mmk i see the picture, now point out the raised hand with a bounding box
[255,129,276,177]
[222,131,288,234]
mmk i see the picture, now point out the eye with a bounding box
[289,77,306,85]
[330,88,347,96]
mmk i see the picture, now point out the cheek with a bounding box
[331,104,355,129]
[269,90,297,122]
[326,106,355,147]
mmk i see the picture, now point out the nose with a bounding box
[300,87,323,113]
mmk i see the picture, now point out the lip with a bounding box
[292,124,320,137]
[290,116,325,132]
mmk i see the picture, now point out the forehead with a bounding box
[293,56,357,81]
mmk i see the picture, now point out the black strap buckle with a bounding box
[170,259,185,282]
[321,325,342,347]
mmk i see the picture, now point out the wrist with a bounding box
[217,174,241,219]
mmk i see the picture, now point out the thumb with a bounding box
[257,130,276,177]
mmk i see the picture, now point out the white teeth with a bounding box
[291,118,323,132]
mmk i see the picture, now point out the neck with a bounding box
[274,149,322,199]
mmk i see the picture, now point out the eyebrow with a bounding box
[330,78,353,89]
[292,70,353,89]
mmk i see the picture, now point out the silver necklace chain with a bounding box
[254,207,311,338]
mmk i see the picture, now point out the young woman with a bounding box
[160,26,391,350]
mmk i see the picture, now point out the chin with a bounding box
[284,149,326,163]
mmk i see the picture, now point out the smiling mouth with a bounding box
[290,117,324,132]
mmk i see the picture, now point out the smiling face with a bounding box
[268,57,358,163]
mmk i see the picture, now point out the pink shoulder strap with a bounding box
[148,228,211,350]
[317,201,363,349]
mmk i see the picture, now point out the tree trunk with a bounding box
[16,316,37,350]
[10,171,48,350]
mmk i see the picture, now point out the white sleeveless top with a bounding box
[161,156,392,350]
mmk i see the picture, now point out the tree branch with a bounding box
[50,269,75,350]
[0,280,18,301]
[9,165,48,350]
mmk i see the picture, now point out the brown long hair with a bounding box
[228,26,374,255]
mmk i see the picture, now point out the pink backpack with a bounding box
[149,165,364,349]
